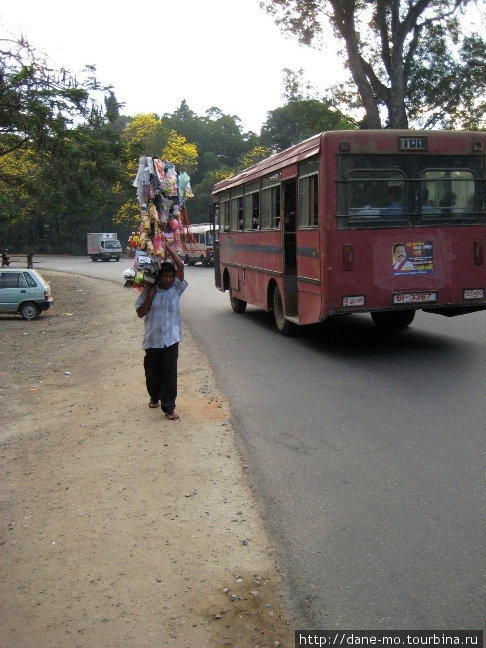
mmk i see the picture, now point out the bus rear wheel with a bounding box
[272,285,293,335]
[371,309,415,330]
[230,289,247,313]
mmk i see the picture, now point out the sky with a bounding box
[0,0,344,133]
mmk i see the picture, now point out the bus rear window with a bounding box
[337,154,485,229]
[420,170,476,222]
[347,170,407,224]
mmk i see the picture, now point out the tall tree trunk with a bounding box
[331,0,383,128]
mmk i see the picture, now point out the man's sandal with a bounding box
[148,401,159,408]
[165,412,180,420]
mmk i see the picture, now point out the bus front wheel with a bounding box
[371,309,415,330]
[230,289,247,313]
[272,285,293,335]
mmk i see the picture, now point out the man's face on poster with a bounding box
[393,245,407,262]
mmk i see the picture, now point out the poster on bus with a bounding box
[392,241,434,276]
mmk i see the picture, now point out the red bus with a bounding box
[211,130,486,334]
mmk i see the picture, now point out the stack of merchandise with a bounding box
[124,156,193,289]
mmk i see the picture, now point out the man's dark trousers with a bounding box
[144,343,179,414]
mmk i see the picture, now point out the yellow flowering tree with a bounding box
[115,117,199,227]
[122,113,168,177]
[162,130,198,174]
[237,146,272,172]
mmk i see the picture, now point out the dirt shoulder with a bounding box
[0,271,295,648]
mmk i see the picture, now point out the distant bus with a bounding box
[181,223,218,266]
[211,130,486,334]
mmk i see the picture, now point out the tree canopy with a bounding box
[0,37,126,251]
[0,37,104,156]
[260,0,486,129]
[2,15,486,253]
[260,69,356,149]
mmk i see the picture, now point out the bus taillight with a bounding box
[474,239,483,265]
[343,244,353,271]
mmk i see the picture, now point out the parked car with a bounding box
[0,268,53,320]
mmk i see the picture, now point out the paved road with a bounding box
[34,256,486,629]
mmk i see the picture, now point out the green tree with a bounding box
[237,145,273,170]
[162,101,260,221]
[0,37,105,156]
[164,102,259,180]
[261,86,355,151]
[15,115,127,252]
[0,37,126,251]
[188,170,230,224]
[162,100,205,153]
[259,0,486,129]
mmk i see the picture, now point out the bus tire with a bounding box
[272,284,293,335]
[230,289,247,313]
[371,309,415,330]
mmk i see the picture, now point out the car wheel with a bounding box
[20,302,40,321]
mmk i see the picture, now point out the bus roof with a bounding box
[212,132,322,194]
[212,129,486,196]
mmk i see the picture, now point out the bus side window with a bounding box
[238,197,244,230]
[274,186,281,228]
[223,201,230,231]
[261,186,280,229]
[299,174,318,226]
[230,198,240,230]
[244,194,253,230]
[252,192,260,229]
[261,189,271,228]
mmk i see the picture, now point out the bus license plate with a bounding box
[393,291,437,304]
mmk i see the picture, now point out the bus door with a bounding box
[211,205,221,288]
[282,180,298,317]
